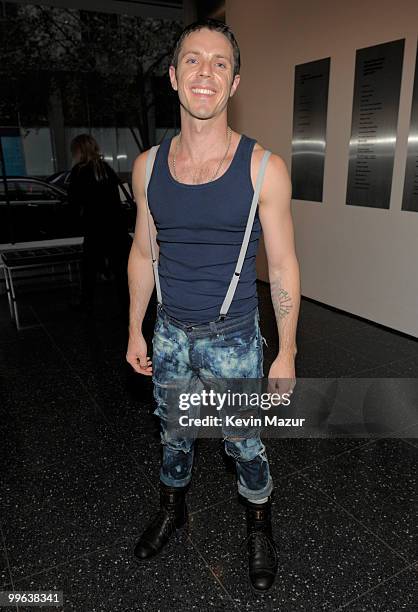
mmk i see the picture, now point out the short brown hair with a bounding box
[171,19,241,78]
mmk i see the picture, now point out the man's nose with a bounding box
[199,59,213,76]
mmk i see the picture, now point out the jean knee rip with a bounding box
[153,380,179,419]
[224,438,268,463]
[160,429,193,454]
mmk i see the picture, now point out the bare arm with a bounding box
[258,151,300,382]
[126,150,159,375]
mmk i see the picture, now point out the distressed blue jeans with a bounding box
[151,304,273,502]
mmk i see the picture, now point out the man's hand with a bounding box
[126,333,153,376]
[267,353,296,397]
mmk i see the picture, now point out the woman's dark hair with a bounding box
[171,19,240,78]
[70,133,109,182]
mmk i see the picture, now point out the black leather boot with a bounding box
[133,482,188,561]
[244,498,278,593]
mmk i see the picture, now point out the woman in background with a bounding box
[68,134,132,315]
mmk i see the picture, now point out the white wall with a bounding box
[21,127,54,176]
[17,126,142,176]
[226,0,418,337]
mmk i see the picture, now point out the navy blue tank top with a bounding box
[147,133,260,324]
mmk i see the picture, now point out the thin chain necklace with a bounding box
[171,126,232,184]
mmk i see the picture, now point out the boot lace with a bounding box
[240,530,277,568]
[146,507,176,536]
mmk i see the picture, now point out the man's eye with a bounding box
[186,58,197,63]
[217,63,226,68]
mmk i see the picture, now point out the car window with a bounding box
[0,181,18,202]
[15,181,62,201]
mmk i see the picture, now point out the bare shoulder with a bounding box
[251,141,289,181]
[131,149,155,210]
[132,147,158,204]
[132,149,150,180]
[250,142,291,204]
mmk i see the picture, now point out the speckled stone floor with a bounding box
[0,281,417,611]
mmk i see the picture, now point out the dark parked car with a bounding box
[46,170,71,191]
[0,176,136,245]
[0,177,79,244]
[46,170,135,207]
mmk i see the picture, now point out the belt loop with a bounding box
[157,303,166,322]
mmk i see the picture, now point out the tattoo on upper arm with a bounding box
[270,278,293,319]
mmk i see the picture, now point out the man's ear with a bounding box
[229,74,240,97]
[169,65,178,91]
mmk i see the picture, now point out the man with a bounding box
[126,19,300,593]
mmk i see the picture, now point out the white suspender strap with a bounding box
[219,149,271,317]
[145,145,162,304]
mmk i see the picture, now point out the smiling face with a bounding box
[169,28,240,121]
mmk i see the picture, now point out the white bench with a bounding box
[1,237,83,330]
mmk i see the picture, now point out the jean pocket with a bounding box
[219,324,259,354]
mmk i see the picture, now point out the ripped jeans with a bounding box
[151,304,273,502]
